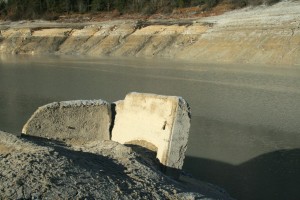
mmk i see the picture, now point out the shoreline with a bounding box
[1,1,300,66]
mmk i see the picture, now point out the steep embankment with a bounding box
[0,1,300,65]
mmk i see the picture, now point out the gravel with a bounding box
[0,130,233,200]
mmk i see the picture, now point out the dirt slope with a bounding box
[0,1,299,65]
[0,131,232,199]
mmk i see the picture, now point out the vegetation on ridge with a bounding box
[0,0,285,20]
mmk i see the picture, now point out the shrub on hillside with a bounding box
[265,0,281,5]
[0,0,286,20]
[206,0,219,8]
[230,0,282,8]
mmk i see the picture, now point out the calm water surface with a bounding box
[1,55,300,200]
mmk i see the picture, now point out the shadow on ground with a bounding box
[22,135,225,199]
[22,135,138,195]
[184,149,300,200]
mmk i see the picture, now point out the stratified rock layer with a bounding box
[1,1,300,65]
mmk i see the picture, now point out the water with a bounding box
[1,55,300,200]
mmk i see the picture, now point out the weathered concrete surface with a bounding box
[111,92,191,170]
[22,100,111,143]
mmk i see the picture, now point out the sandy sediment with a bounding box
[0,1,300,65]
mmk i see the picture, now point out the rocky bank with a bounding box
[0,1,300,65]
[0,130,232,199]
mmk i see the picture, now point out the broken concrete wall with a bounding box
[111,92,191,169]
[22,100,111,143]
[22,93,191,169]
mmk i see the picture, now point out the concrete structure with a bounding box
[22,93,191,170]
[111,92,191,170]
[22,100,111,143]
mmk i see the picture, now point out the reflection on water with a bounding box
[1,55,300,200]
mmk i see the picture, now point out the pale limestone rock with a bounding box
[22,100,111,143]
[111,92,191,169]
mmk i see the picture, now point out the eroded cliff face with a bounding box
[0,1,300,65]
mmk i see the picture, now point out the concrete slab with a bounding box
[22,100,111,142]
[111,92,191,169]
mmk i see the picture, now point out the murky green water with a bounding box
[1,55,299,200]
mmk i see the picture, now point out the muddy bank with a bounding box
[0,130,232,199]
[0,1,300,65]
